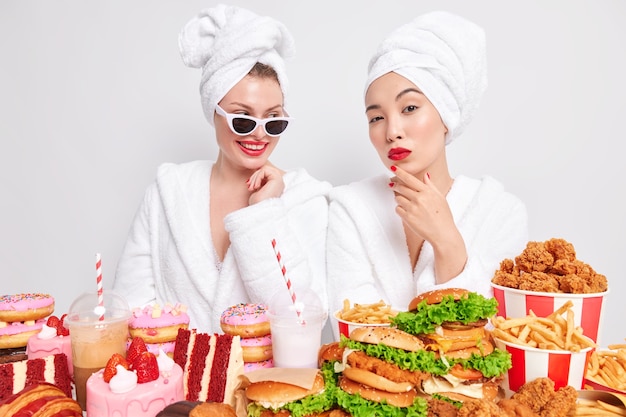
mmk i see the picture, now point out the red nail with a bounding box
[390,165,397,172]
[426,172,431,179]
[388,182,394,188]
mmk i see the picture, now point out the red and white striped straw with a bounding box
[271,239,302,318]
[96,253,104,321]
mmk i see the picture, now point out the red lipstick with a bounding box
[238,141,268,157]
[388,147,411,161]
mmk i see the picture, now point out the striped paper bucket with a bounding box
[495,338,593,394]
[334,310,389,339]
[491,283,609,344]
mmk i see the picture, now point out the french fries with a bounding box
[491,300,597,352]
[586,340,626,392]
[575,398,626,416]
[337,299,398,324]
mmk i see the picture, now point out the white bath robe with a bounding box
[113,160,331,333]
[327,174,528,340]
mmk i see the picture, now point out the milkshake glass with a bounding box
[268,290,327,369]
[66,290,130,411]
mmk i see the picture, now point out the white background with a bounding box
[1,1,624,345]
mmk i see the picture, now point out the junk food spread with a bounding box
[0,242,623,417]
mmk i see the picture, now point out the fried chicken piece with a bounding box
[346,351,428,386]
[492,269,522,289]
[497,399,539,417]
[457,399,502,417]
[558,274,589,294]
[508,377,577,417]
[549,259,578,275]
[585,272,608,293]
[510,377,556,414]
[540,385,577,417]
[515,242,554,273]
[544,238,576,262]
[517,272,560,293]
[500,258,516,274]
[428,397,460,417]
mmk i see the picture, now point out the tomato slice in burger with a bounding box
[448,364,484,380]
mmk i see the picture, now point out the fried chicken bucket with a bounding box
[495,338,593,395]
[490,238,610,344]
[333,300,396,339]
[491,284,609,344]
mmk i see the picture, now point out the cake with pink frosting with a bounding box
[27,315,73,375]
[86,349,183,417]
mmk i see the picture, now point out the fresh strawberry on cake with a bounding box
[27,314,73,376]
[86,336,184,417]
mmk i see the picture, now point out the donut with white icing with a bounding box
[128,303,190,344]
[220,303,270,338]
[0,293,54,323]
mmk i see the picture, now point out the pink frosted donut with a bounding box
[220,303,270,338]
[0,319,45,349]
[128,303,190,344]
[244,358,274,373]
[0,293,54,322]
[240,335,272,362]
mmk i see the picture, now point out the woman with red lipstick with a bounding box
[113,5,331,333]
[327,11,528,340]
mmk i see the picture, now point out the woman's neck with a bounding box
[212,155,256,185]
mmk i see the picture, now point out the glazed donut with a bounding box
[240,335,272,362]
[220,303,270,338]
[243,358,274,373]
[0,319,45,349]
[128,303,190,344]
[0,293,54,323]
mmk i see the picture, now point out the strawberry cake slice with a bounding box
[26,314,73,376]
[86,337,183,417]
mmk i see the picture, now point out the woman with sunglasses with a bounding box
[113,5,331,333]
[326,11,528,340]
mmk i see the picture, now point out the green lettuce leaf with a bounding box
[340,336,511,378]
[391,292,498,335]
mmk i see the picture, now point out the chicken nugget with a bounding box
[539,385,577,417]
[515,242,554,273]
[544,238,576,262]
[518,272,560,293]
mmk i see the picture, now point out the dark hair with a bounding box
[249,62,279,85]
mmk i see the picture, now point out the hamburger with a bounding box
[389,288,511,401]
[244,370,337,417]
[327,327,430,416]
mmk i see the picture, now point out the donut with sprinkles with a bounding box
[220,303,270,338]
[0,293,54,323]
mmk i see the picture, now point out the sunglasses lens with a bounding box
[232,118,256,134]
[265,120,289,136]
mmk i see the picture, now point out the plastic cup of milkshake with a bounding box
[267,290,327,369]
[66,289,130,411]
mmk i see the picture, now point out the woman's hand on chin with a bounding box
[247,164,285,205]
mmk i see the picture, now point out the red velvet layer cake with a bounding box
[0,353,71,401]
[173,328,243,408]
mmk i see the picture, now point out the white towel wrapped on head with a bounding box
[366,11,487,144]
[179,4,295,125]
